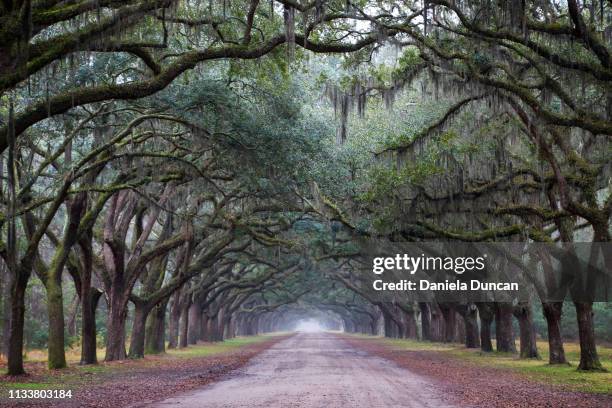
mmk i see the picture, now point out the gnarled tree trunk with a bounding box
[105,291,129,361]
[128,302,151,359]
[179,301,189,348]
[7,269,28,375]
[419,302,431,340]
[514,302,540,359]
[495,302,516,353]
[476,302,494,352]
[541,302,567,364]
[458,303,480,349]
[439,303,457,343]
[145,301,167,354]
[187,303,201,344]
[574,302,603,370]
[46,277,67,369]
[167,292,181,349]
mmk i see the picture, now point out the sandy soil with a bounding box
[146,332,458,408]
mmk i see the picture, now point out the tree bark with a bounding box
[79,229,101,365]
[541,302,567,364]
[404,310,418,339]
[200,314,210,341]
[344,317,354,333]
[7,271,28,375]
[0,263,9,359]
[80,289,101,365]
[459,304,480,349]
[223,318,232,339]
[439,303,456,343]
[145,301,167,354]
[246,315,258,335]
[187,303,201,344]
[105,293,128,361]
[179,302,189,348]
[476,302,494,352]
[215,309,225,341]
[128,302,150,359]
[382,310,393,338]
[370,315,378,336]
[46,276,67,369]
[495,302,516,353]
[156,306,167,352]
[430,303,444,342]
[574,302,604,370]
[419,302,431,340]
[167,293,181,349]
[514,302,540,359]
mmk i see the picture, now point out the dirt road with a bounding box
[147,332,456,408]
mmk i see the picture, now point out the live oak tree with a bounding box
[1,0,611,378]
[303,0,611,371]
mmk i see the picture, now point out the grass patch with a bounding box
[12,334,283,364]
[21,347,107,364]
[166,336,275,358]
[0,382,58,390]
[372,336,612,394]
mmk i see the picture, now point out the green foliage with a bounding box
[395,47,422,73]
[532,302,612,343]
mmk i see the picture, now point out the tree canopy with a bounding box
[0,0,610,378]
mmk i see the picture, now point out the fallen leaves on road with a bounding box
[341,335,611,408]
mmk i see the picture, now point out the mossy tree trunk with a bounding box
[7,267,29,375]
[105,292,129,361]
[179,300,190,348]
[46,276,67,369]
[542,302,567,364]
[78,231,101,365]
[514,302,540,359]
[458,303,480,349]
[187,302,201,344]
[419,302,431,341]
[128,301,151,359]
[476,302,494,352]
[167,291,182,349]
[439,303,457,343]
[145,300,168,354]
[495,302,516,353]
[574,302,604,371]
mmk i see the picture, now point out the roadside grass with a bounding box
[18,347,107,364]
[350,334,612,394]
[166,336,276,358]
[2,334,281,365]
[0,334,277,394]
[0,382,63,389]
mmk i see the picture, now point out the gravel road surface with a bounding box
[148,332,457,408]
